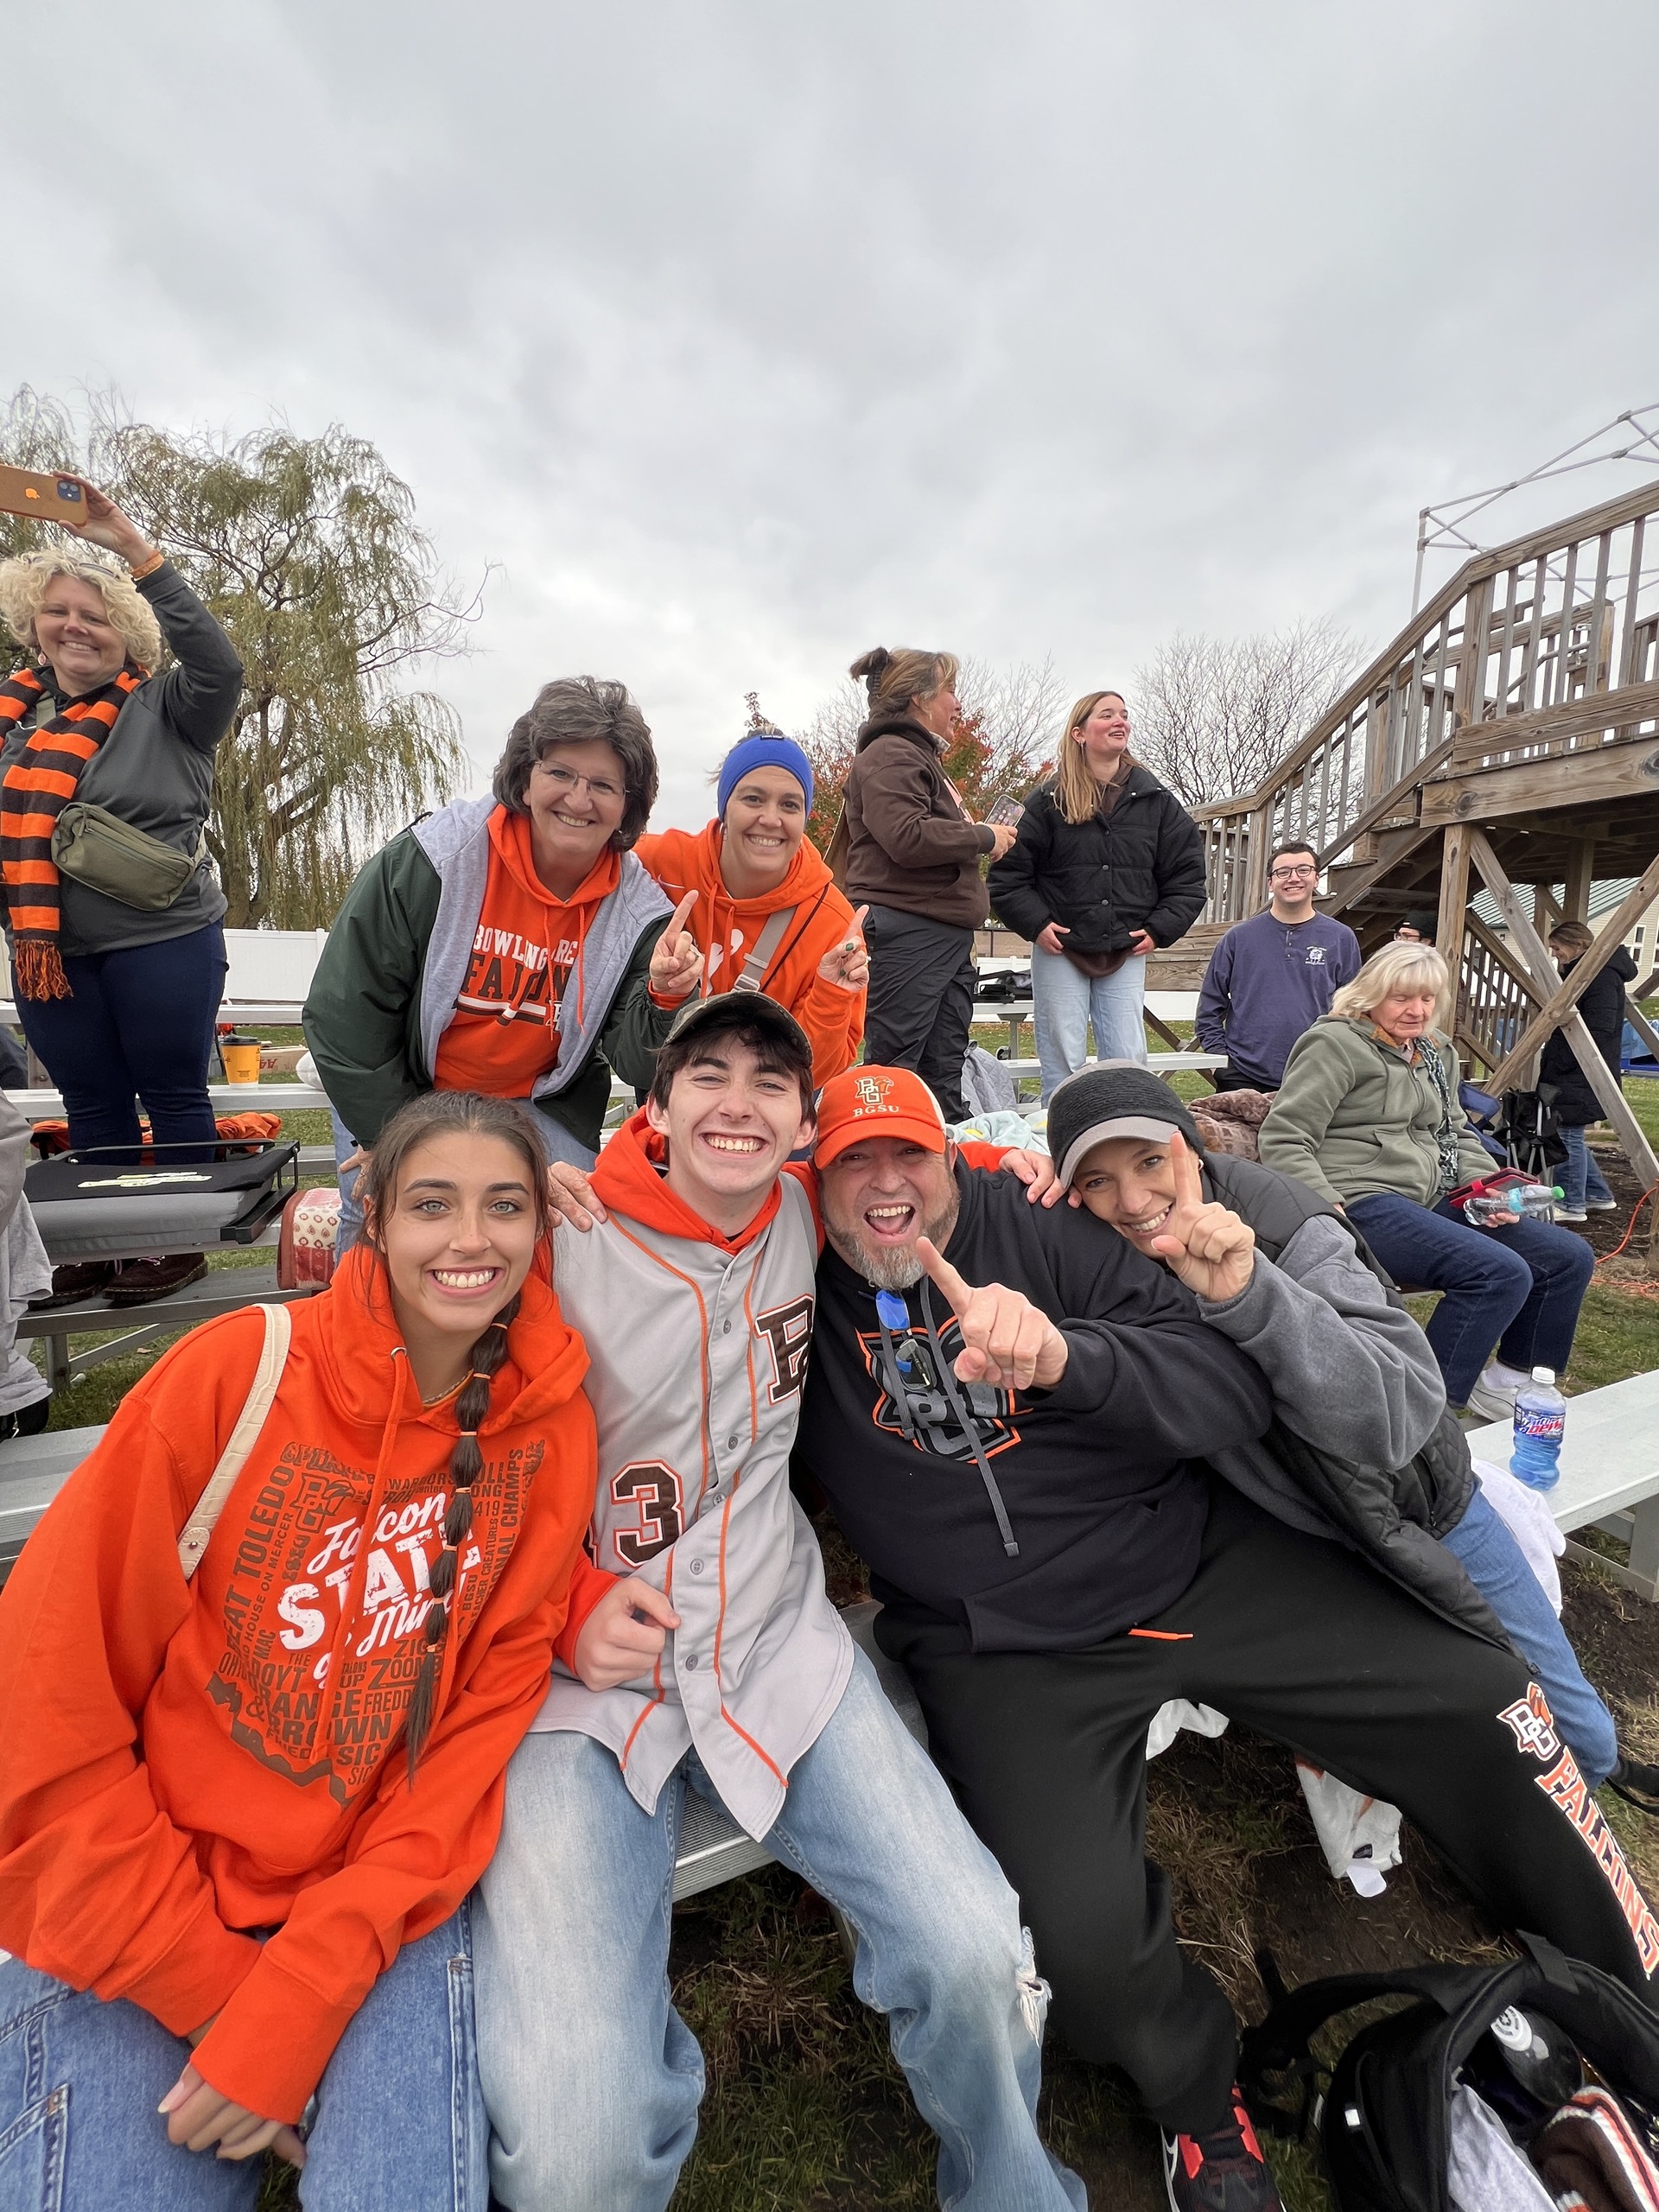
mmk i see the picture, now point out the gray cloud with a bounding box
[14,0,1658,824]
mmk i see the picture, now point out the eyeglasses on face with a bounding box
[1269,864,1318,879]
[534,761,626,804]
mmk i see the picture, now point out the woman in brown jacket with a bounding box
[837,647,1015,1122]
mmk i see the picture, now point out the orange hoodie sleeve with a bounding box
[550,1547,619,1674]
[0,1363,267,2043]
[798,969,868,1087]
[190,1392,599,2121]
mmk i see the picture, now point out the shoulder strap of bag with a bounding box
[733,905,798,993]
[177,1302,293,1579]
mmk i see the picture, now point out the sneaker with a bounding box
[1606,1755,1659,1816]
[1554,1207,1588,1223]
[1163,2088,1281,2212]
[1586,1197,1619,1211]
[1463,1374,1520,1424]
[104,1254,209,1306]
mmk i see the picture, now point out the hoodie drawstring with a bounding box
[919,1279,1020,1558]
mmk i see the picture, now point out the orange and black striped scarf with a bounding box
[0,664,141,999]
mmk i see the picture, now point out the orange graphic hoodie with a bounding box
[635,822,866,1085]
[0,1242,596,2123]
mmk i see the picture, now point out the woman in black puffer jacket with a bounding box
[988,690,1204,1099]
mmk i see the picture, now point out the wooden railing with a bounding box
[1192,482,1659,925]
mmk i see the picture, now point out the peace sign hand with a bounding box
[649,892,703,1002]
[914,1236,1069,1390]
[1146,1131,1256,1304]
[817,906,870,993]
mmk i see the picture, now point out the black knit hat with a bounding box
[1046,1061,1205,1189]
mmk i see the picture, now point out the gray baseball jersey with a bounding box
[530,1169,854,1839]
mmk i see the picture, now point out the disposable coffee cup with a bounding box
[222,1034,263,1084]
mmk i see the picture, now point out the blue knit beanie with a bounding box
[717,734,815,818]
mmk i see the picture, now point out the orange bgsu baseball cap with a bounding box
[814,1066,950,1167]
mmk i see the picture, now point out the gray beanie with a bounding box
[1046,1061,1205,1189]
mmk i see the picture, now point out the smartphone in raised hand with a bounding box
[0,467,88,526]
[985,791,1026,828]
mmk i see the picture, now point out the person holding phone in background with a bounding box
[635,728,869,1085]
[0,483,245,1306]
[988,691,1205,1099]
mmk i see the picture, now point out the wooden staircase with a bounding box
[1159,480,1659,1229]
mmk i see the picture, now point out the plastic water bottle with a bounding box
[1510,1183,1565,1219]
[1463,1189,1520,1225]
[1510,1368,1566,1489]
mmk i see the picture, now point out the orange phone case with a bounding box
[0,466,88,525]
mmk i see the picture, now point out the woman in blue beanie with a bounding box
[635,731,870,1084]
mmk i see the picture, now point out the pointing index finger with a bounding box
[914,1235,973,1314]
[664,891,696,938]
[1168,1128,1203,1212]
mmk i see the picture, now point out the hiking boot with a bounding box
[1606,1755,1659,1816]
[105,1254,209,1306]
[1162,2088,1281,2212]
[29,1261,118,1311]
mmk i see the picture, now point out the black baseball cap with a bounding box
[661,989,813,1060]
[1046,1062,1205,1189]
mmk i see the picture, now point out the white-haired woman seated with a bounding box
[0,485,243,1305]
[1260,939,1594,1425]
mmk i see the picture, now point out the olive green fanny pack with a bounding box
[51,803,207,912]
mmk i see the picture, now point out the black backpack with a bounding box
[1237,1936,1659,2212]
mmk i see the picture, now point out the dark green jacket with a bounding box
[303,796,674,1157]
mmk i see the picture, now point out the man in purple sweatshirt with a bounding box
[1194,843,1361,1090]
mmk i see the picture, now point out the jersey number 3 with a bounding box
[610,1462,685,1567]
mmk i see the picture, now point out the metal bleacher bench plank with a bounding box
[0,1427,922,1904]
[1465,1369,1659,1601]
[16,1265,320,1390]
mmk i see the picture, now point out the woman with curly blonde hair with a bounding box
[0,481,244,1305]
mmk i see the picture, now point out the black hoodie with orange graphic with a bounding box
[0,1243,596,2124]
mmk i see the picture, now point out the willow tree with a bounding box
[0,387,475,925]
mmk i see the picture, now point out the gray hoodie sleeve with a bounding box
[1192,1214,1446,1465]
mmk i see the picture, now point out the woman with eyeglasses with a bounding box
[306,677,701,1184]
[988,690,1205,1101]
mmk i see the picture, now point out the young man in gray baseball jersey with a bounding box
[473,994,1084,2212]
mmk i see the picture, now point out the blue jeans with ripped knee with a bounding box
[0,1907,487,2212]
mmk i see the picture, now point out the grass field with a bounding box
[29,1038,1657,2211]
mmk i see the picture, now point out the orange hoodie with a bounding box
[0,1243,597,2123]
[433,806,622,1097]
[635,822,866,1085]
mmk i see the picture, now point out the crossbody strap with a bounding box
[177,1302,293,1579]
[732,905,797,993]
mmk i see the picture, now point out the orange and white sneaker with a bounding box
[1161,2088,1282,2212]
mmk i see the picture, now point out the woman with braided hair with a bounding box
[0,1090,599,2209]
[0,483,245,1306]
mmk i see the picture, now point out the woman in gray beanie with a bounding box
[1043,1062,1649,1810]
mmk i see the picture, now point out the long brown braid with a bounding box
[355,1090,553,1784]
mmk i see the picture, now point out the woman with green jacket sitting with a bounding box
[1259,940,1594,1425]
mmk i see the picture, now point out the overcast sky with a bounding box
[11,1,1658,824]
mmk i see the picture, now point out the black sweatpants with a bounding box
[861,904,977,1123]
[878,1481,1659,2134]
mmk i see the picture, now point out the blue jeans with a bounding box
[1442,1488,1618,1784]
[1030,944,1147,1102]
[474,1648,1083,2212]
[14,922,226,1158]
[1344,1192,1594,1408]
[1558,1125,1614,1212]
[0,1907,488,2211]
